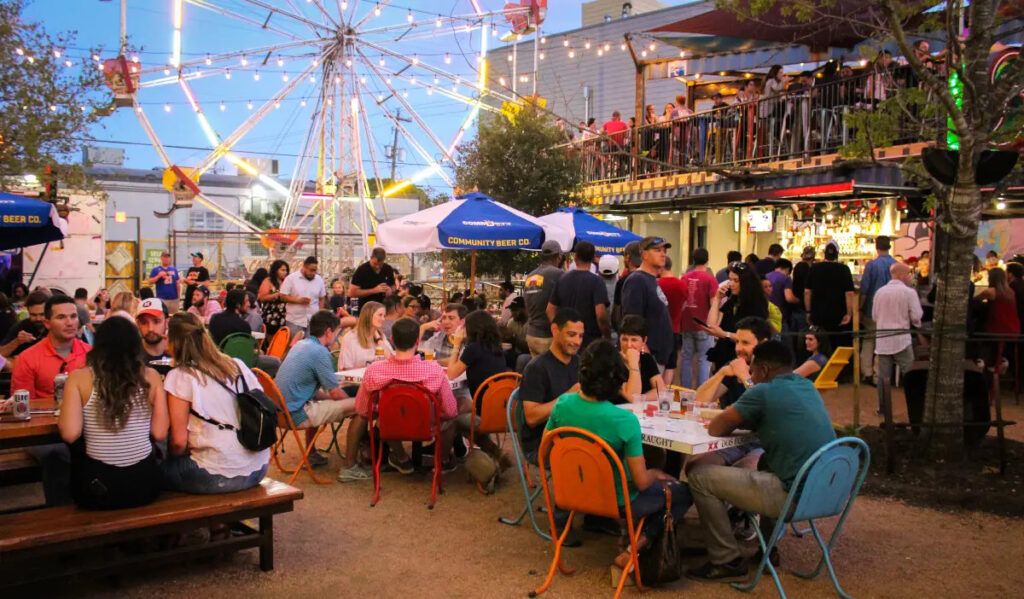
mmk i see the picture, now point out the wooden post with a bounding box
[625,34,645,182]
[441,250,448,302]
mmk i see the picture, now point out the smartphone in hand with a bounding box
[692,317,708,328]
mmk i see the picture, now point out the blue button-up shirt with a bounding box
[859,254,897,316]
[274,337,339,425]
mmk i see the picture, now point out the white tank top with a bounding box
[83,387,153,467]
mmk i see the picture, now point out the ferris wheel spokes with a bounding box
[235,0,335,33]
[184,0,310,40]
[137,37,325,78]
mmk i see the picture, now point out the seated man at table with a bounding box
[0,290,50,358]
[12,295,90,399]
[338,317,459,482]
[276,310,354,468]
[687,341,836,581]
[187,284,222,324]
[209,289,282,376]
[419,303,468,366]
[136,298,173,376]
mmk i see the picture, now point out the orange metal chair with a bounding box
[468,372,521,448]
[266,328,290,360]
[531,427,647,599]
[252,368,332,485]
[368,381,444,509]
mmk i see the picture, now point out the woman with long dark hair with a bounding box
[545,340,692,569]
[162,312,269,494]
[246,267,269,297]
[705,262,769,368]
[977,267,1021,373]
[258,260,289,338]
[794,326,833,379]
[59,317,168,509]
[447,310,509,460]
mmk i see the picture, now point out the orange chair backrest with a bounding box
[540,427,628,520]
[267,328,290,359]
[473,372,521,435]
[252,368,290,429]
[377,381,439,442]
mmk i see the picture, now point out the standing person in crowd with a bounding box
[348,247,396,310]
[419,303,468,367]
[688,341,836,582]
[245,267,268,298]
[805,241,855,352]
[657,255,687,385]
[136,298,173,375]
[794,327,833,379]
[865,50,896,104]
[257,260,289,340]
[1006,262,1024,327]
[1,290,49,358]
[977,267,1021,376]
[872,263,923,415]
[523,240,565,357]
[680,248,719,388]
[91,288,109,318]
[162,312,270,494]
[704,263,769,370]
[499,282,518,325]
[612,241,642,329]
[755,244,784,277]
[72,288,92,335]
[147,250,181,312]
[182,252,210,311]
[622,237,674,372]
[10,282,29,309]
[328,278,348,315]
[598,254,620,323]
[917,250,931,287]
[716,251,743,283]
[337,300,394,371]
[276,310,355,469]
[790,246,815,334]
[765,258,799,332]
[58,317,167,509]
[12,295,90,399]
[281,256,327,335]
[186,285,221,324]
[858,236,897,385]
[548,241,609,351]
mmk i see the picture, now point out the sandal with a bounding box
[613,535,648,570]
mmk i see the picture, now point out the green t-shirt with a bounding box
[732,373,837,491]
[545,392,643,504]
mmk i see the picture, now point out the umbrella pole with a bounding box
[470,250,477,293]
[442,250,448,303]
[26,242,51,289]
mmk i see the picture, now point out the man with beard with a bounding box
[186,284,222,323]
[0,290,49,358]
[136,298,172,376]
[281,256,327,335]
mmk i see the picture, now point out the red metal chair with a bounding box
[368,381,444,509]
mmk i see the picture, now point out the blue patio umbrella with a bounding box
[0,192,69,250]
[539,207,641,255]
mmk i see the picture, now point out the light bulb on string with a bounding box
[435,15,442,27]
[27,56,35,64]
[312,58,318,67]
[309,75,315,83]
[274,101,280,109]
[14,48,23,56]
[507,54,512,62]
[412,55,419,65]
[49,105,57,112]
[341,0,347,8]
[386,77,391,84]
[282,72,289,81]
[407,9,413,22]
[540,36,546,44]
[427,87,433,95]
[225,69,231,79]
[164,68,170,75]
[539,51,545,60]
[334,75,341,83]
[604,43,611,52]
[276,57,284,67]
[52,49,61,58]
[562,38,569,47]
[620,43,627,51]
[253,71,260,81]
[131,54,139,63]
[444,53,451,64]
[91,53,99,61]
[64,59,72,67]
[568,50,575,58]
[641,50,647,58]
[345,58,352,67]
[584,40,591,49]
[410,75,416,84]
[219,102,226,111]
[247,100,253,110]
[402,90,408,98]
[360,76,366,84]
[379,56,385,66]
[648,43,656,52]
[300,99,306,107]
[378,93,384,101]
[374,3,381,16]
[205,54,212,65]
[96,62,102,70]
[433,75,439,84]
[491,24,497,37]
[164,103,171,112]
[240,57,248,66]
[597,49,603,57]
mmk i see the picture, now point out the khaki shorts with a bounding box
[300,398,355,428]
[526,335,552,357]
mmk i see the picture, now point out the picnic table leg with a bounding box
[259,516,274,571]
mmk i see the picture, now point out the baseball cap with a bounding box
[598,254,620,276]
[136,297,168,319]
[638,236,671,251]
[190,252,204,259]
[195,284,210,297]
[540,240,563,257]
[160,250,171,257]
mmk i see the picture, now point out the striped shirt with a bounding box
[83,388,153,467]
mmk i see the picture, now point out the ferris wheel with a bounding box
[107,0,540,265]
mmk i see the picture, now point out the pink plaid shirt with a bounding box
[355,355,458,420]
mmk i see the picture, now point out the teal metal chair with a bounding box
[498,389,551,540]
[733,437,870,599]
[219,332,258,368]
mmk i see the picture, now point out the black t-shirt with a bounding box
[0,311,17,342]
[145,350,173,377]
[1,319,44,357]
[754,257,776,277]
[187,266,210,282]
[621,270,673,366]
[550,269,609,348]
[719,375,747,408]
[806,261,855,328]
[329,294,347,312]
[638,352,661,394]
[791,261,812,311]
[350,261,395,308]
[208,311,251,345]
[459,341,509,409]
[518,350,580,454]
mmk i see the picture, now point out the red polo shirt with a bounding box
[11,336,91,400]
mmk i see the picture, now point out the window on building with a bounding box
[188,209,225,231]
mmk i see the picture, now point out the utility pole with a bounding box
[387,108,412,183]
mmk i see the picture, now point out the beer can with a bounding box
[53,373,68,411]
[12,389,30,421]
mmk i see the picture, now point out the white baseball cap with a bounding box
[136,297,168,319]
[598,254,620,276]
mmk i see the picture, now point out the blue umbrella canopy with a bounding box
[539,207,641,255]
[0,192,69,250]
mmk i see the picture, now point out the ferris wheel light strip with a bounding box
[139,37,324,76]
[236,0,333,32]
[185,0,307,40]
[172,0,184,67]
[355,9,512,38]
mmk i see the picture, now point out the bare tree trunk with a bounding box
[924,157,981,456]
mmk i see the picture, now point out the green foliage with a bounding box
[243,201,283,230]
[451,103,584,280]
[0,0,107,185]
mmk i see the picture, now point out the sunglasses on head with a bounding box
[732,263,748,272]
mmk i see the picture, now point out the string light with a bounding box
[345,58,352,67]
[386,77,391,84]
[444,53,451,64]
[374,3,381,17]
[341,0,347,8]
[219,102,226,111]
[379,56,385,66]
[63,59,72,67]
[584,40,591,49]
[92,53,100,61]
[300,99,306,107]
[164,68,170,75]
[433,75,439,84]
[52,49,61,58]
[507,54,512,62]
[491,24,498,37]
[378,93,384,101]
[49,105,57,112]
[247,100,253,110]
[276,57,284,67]
[225,68,231,79]
[641,50,647,58]
[562,38,569,47]
[27,56,35,64]
[253,70,260,81]
[402,91,408,98]
[679,50,685,57]
[410,75,416,84]
[436,15,442,27]
[648,42,656,52]
[539,51,545,60]
[309,74,316,83]
[131,54,139,63]
[274,101,280,109]
[412,55,419,65]
[568,50,575,58]
[540,36,546,44]
[164,103,171,112]
[360,76,366,84]
[604,43,611,52]
[407,9,413,22]
[620,43,627,51]
[15,48,24,56]
[205,54,212,65]
[312,58,318,66]
[282,72,289,81]
[597,49,603,57]
[334,75,341,83]
[427,87,433,95]
[240,57,248,66]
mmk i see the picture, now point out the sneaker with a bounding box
[687,557,749,582]
[307,450,328,468]
[337,464,372,483]
[388,455,416,475]
[732,514,759,542]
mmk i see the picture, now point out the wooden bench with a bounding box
[0,478,302,588]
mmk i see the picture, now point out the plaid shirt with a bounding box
[355,355,458,420]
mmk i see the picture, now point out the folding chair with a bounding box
[498,389,551,540]
[733,437,871,599]
[530,427,648,599]
[469,372,521,448]
[368,381,444,509]
[814,347,854,390]
[219,332,258,367]
[252,368,332,485]
[266,327,290,360]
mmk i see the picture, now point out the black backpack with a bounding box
[191,371,279,452]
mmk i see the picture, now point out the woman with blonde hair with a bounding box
[161,312,269,493]
[337,300,393,371]
[108,291,139,320]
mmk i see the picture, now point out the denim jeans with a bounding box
[626,480,693,541]
[688,465,789,564]
[679,330,713,388]
[162,454,268,494]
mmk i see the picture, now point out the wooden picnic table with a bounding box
[0,399,60,451]
[617,402,756,455]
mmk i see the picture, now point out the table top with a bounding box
[336,367,467,390]
[0,399,60,450]
[617,403,756,456]
[252,332,266,340]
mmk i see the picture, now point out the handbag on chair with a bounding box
[637,484,682,585]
